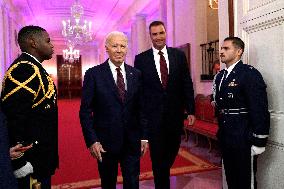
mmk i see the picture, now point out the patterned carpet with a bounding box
[51,99,219,189]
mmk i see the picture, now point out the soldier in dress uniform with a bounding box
[1,25,58,189]
[213,37,270,189]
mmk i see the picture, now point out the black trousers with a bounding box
[98,151,140,189]
[149,129,181,189]
[222,146,257,189]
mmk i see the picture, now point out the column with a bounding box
[131,14,148,60]
[0,4,7,88]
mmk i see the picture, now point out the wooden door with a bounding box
[56,55,82,99]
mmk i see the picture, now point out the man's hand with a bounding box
[89,142,106,162]
[187,115,196,126]
[251,145,265,156]
[10,144,31,160]
[141,140,148,156]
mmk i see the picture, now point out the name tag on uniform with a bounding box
[228,93,234,98]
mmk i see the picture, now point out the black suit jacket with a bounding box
[79,61,147,154]
[134,47,195,135]
[214,61,270,149]
[1,53,58,177]
[0,106,17,189]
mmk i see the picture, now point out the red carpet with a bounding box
[52,99,218,189]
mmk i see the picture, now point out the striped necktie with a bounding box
[116,67,125,102]
[158,51,168,89]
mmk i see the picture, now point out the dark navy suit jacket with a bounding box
[134,47,195,136]
[79,61,148,154]
[0,106,18,189]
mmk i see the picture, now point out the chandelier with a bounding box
[63,46,80,63]
[62,0,93,46]
[208,0,218,9]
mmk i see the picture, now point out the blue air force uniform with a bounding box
[213,60,270,189]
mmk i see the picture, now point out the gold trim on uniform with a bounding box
[1,61,56,108]
[32,75,55,108]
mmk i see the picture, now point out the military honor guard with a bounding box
[213,37,270,189]
[1,25,58,189]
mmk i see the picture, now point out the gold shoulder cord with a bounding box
[2,61,55,108]
[32,75,55,108]
[2,61,38,101]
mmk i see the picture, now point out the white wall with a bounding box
[235,0,284,188]
[0,0,25,92]
[166,0,215,96]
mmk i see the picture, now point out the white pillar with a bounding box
[131,14,148,60]
[0,3,9,91]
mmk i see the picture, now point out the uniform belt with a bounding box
[219,108,248,115]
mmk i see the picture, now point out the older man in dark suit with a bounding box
[0,106,18,189]
[79,31,148,189]
[134,21,195,189]
[213,37,270,189]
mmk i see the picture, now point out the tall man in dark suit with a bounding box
[134,21,195,189]
[1,25,58,189]
[79,31,148,189]
[0,106,18,189]
[213,37,270,189]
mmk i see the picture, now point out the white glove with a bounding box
[251,145,265,156]
[14,161,34,178]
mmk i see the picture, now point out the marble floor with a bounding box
[93,133,223,189]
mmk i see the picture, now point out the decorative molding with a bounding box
[267,140,284,151]
[248,0,277,12]
[242,14,284,33]
[240,8,283,24]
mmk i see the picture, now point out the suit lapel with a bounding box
[146,49,164,89]
[222,61,243,90]
[101,61,122,103]
[214,70,226,103]
[124,64,134,104]
[167,47,175,87]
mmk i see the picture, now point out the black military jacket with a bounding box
[1,53,58,177]
[213,61,270,149]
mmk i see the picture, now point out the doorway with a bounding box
[56,55,82,99]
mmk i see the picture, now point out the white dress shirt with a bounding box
[152,46,170,83]
[225,59,241,78]
[108,60,127,90]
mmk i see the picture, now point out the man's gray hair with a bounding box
[105,31,128,47]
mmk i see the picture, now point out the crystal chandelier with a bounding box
[208,0,218,9]
[63,46,80,63]
[62,0,93,46]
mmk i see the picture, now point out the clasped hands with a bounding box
[89,140,149,162]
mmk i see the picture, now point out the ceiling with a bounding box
[10,0,159,46]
